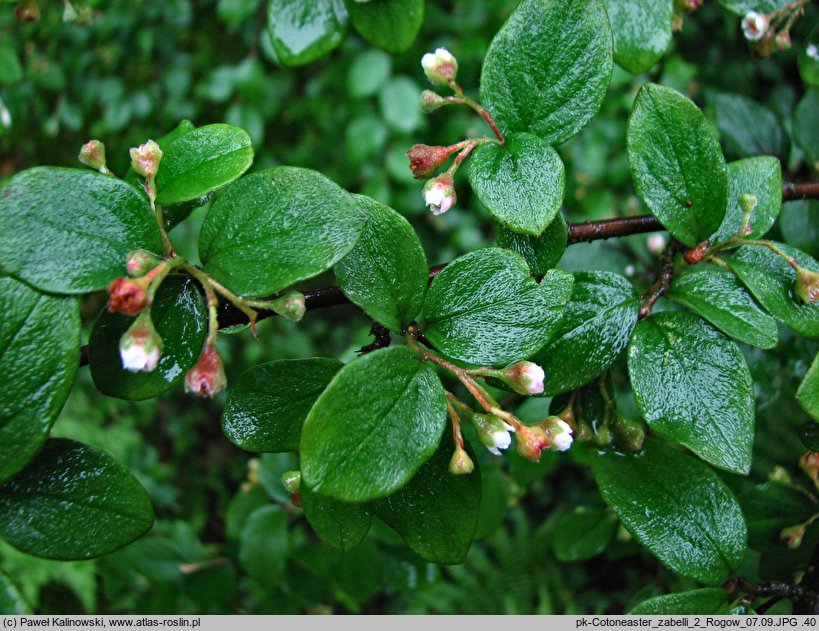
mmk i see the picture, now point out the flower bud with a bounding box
[271,291,306,322]
[612,414,645,452]
[78,140,108,173]
[516,424,551,462]
[776,30,792,51]
[800,451,819,481]
[119,313,163,373]
[794,267,819,305]
[420,90,448,113]
[15,0,40,21]
[281,470,301,495]
[674,0,702,13]
[781,523,806,549]
[125,249,162,277]
[471,413,514,456]
[421,48,458,87]
[449,447,475,475]
[739,193,758,215]
[500,361,545,395]
[185,343,227,397]
[422,173,456,216]
[406,144,458,180]
[647,233,667,255]
[540,417,573,452]
[107,277,149,316]
[130,139,163,180]
[742,11,769,42]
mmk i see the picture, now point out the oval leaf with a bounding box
[155,124,254,206]
[300,346,447,502]
[628,312,755,474]
[592,438,747,584]
[422,249,574,366]
[0,277,80,483]
[480,0,613,145]
[468,133,565,236]
[0,168,163,294]
[301,483,373,552]
[780,200,819,260]
[628,83,728,247]
[630,589,730,615]
[794,89,819,171]
[604,0,672,74]
[199,167,367,297]
[0,438,154,560]
[88,275,207,401]
[267,0,348,67]
[346,0,423,54]
[532,271,638,395]
[221,357,343,453]
[495,214,568,276]
[335,195,428,333]
[238,505,287,587]
[798,353,819,422]
[711,93,789,161]
[552,509,618,562]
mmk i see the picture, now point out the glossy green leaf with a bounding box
[711,93,789,161]
[603,0,672,74]
[0,572,29,614]
[798,353,819,422]
[335,196,428,332]
[468,133,565,236]
[422,249,574,366]
[710,157,782,245]
[630,589,730,615]
[668,268,778,349]
[628,83,728,247]
[373,442,481,565]
[552,509,618,562]
[480,0,613,145]
[0,439,154,560]
[221,358,343,452]
[794,89,819,171]
[154,124,254,206]
[780,200,819,260]
[628,312,755,474]
[266,0,347,67]
[730,241,819,337]
[739,481,817,549]
[88,275,207,401]
[301,483,372,551]
[0,168,163,294]
[300,347,447,502]
[199,167,367,297]
[532,271,638,395]
[346,0,423,54]
[592,438,747,584]
[238,505,287,587]
[0,278,79,483]
[495,214,568,276]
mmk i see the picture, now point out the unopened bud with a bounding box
[119,312,163,373]
[15,0,40,21]
[423,173,456,216]
[800,451,819,480]
[471,413,514,456]
[674,0,702,13]
[125,249,162,277]
[647,233,667,255]
[271,291,306,322]
[612,414,645,452]
[500,361,545,395]
[539,417,573,452]
[739,193,758,215]
[281,470,301,494]
[406,144,459,180]
[742,11,769,42]
[683,241,710,265]
[794,267,819,305]
[754,31,776,58]
[420,90,448,113]
[781,523,806,549]
[421,48,458,87]
[776,30,792,51]
[516,424,551,462]
[107,277,149,316]
[78,140,108,173]
[185,343,227,397]
[130,139,163,180]
[449,447,474,475]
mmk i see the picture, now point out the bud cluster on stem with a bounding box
[740,0,810,57]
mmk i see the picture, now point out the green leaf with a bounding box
[629,589,730,615]
[422,249,574,366]
[780,200,819,260]
[0,168,164,294]
[495,214,568,276]
[346,0,423,54]
[221,358,343,452]
[154,124,254,206]
[552,509,618,562]
[603,0,672,74]
[300,346,447,502]
[373,442,481,565]
[335,195,428,332]
[379,77,423,134]
[739,481,817,549]
[710,156,782,245]
[238,505,287,587]
[730,241,819,337]
[0,41,23,86]
[798,27,819,89]
[667,267,778,349]
[628,83,728,247]
[716,0,792,15]
[0,572,29,614]
[532,271,638,395]
[710,93,789,161]
[794,89,819,171]
[0,439,154,560]
[88,275,208,401]
[0,278,79,483]
[468,133,565,236]
[301,483,373,551]
[199,167,367,297]
[480,0,613,145]
[798,353,819,422]
[266,0,347,67]
[592,438,747,584]
[628,312,755,474]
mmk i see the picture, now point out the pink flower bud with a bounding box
[647,233,667,255]
[15,0,40,22]
[794,267,819,305]
[449,447,475,475]
[107,277,149,316]
[78,140,107,173]
[125,249,162,278]
[674,0,702,12]
[515,424,551,462]
[421,48,458,87]
[119,313,163,373]
[406,144,458,180]
[742,11,769,42]
[420,90,448,113]
[501,361,546,395]
[542,418,574,452]
[776,30,792,51]
[471,413,514,456]
[800,451,819,480]
[185,343,227,398]
[422,174,456,216]
[129,139,163,180]
[781,523,806,549]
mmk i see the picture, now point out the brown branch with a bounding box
[567,215,662,244]
[639,240,682,320]
[783,181,819,202]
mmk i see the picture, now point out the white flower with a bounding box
[473,414,514,456]
[625,264,636,277]
[520,363,545,395]
[423,175,456,215]
[421,48,458,86]
[807,44,819,61]
[487,427,512,456]
[551,420,574,452]
[742,11,769,42]
[120,337,161,372]
[647,233,667,254]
